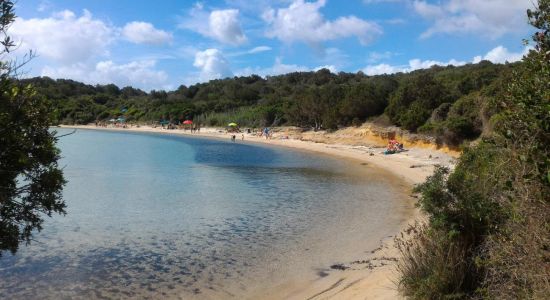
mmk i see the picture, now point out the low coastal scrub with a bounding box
[397,2,550,298]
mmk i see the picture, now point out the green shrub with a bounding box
[397,225,476,300]
[398,2,550,298]
[386,72,452,131]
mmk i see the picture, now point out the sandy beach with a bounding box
[59,124,457,299]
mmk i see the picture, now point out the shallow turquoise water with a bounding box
[0,128,407,299]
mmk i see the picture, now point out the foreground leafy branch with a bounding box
[0,0,66,256]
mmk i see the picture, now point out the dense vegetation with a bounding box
[0,0,65,256]
[24,59,517,146]
[397,1,549,298]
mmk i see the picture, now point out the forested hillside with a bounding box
[25,60,517,146]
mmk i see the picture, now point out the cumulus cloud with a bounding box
[362,45,529,76]
[7,9,178,89]
[209,10,247,45]
[362,63,402,75]
[320,47,349,70]
[237,58,338,78]
[270,57,310,74]
[263,0,382,45]
[314,65,338,73]
[10,10,114,64]
[122,21,172,45]
[473,46,531,64]
[42,60,168,91]
[363,58,469,75]
[237,60,337,79]
[413,1,444,19]
[193,49,233,82]
[413,0,532,39]
[236,57,310,77]
[367,51,395,63]
[411,58,467,70]
[180,5,247,45]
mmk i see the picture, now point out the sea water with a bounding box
[0,128,409,299]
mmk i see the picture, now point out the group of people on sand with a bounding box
[162,123,177,130]
[184,125,200,133]
[158,123,201,132]
[230,134,245,142]
[384,139,405,155]
[94,121,131,129]
[258,127,272,139]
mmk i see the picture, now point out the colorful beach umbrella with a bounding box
[228,122,238,127]
[183,120,193,125]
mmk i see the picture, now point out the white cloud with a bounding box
[363,0,404,3]
[236,53,340,79]
[41,60,168,91]
[10,10,114,64]
[236,57,310,77]
[248,46,272,54]
[317,47,349,71]
[8,9,177,90]
[362,45,529,76]
[122,21,172,45]
[263,0,382,45]
[180,6,247,46]
[410,58,466,69]
[37,0,53,12]
[367,51,395,63]
[193,49,233,82]
[314,65,337,73]
[414,0,532,39]
[270,57,310,74]
[473,45,530,64]
[224,0,290,13]
[413,1,444,19]
[362,58,467,75]
[209,9,247,45]
[226,45,273,57]
[362,63,402,75]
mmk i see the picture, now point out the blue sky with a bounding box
[11,0,533,90]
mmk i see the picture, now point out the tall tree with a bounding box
[0,0,66,256]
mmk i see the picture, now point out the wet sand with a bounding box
[58,124,456,299]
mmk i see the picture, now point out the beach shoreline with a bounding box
[58,124,456,299]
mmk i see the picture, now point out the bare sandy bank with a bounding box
[58,124,457,299]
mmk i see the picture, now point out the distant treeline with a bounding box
[24,60,517,146]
